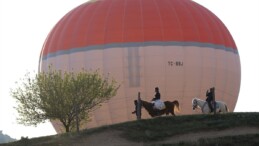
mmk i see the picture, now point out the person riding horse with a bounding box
[132,87,162,114]
[206,88,214,112]
[151,87,165,110]
[152,87,161,102]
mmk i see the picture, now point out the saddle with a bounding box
[207,101,219,112]
[152,100,166,110]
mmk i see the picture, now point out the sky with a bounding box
[0,0,259,140]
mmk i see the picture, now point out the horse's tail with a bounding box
[225,104,229,112]
[173,100,180,113]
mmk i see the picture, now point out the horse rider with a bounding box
[206,88,213,112]
[151,87,161,110]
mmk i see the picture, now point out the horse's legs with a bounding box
[170,111,175,116]
[170,108,175,116]
[165,111,169,115]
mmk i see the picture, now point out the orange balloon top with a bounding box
[42,0,237,57]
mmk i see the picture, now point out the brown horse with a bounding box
[134,99,180,117]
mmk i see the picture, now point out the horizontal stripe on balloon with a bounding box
[42,41,238,60]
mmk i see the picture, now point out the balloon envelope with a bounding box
[39,0,241,133]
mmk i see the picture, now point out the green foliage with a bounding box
[10,67,119,132]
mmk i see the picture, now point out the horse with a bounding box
[192,97,228,114]
[133,99,180,117]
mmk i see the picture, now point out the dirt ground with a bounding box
[73,126,259,146]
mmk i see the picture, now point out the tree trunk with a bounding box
[65,125,70,133]
[76,105,80,133]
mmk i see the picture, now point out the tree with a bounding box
[11,68,119,132]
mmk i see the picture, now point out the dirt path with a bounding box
[151,127,259,145]
[74,127,259,146]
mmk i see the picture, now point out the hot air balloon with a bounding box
[39,0,241,133]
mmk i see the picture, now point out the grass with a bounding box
[159,134,259,146]
[1,112,259,146]
[111,112,259,142]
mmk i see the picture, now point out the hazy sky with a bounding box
[0,0,259,139]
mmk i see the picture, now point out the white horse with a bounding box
[192,97,228,114]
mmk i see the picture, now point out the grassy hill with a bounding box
[1,112,259,146]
